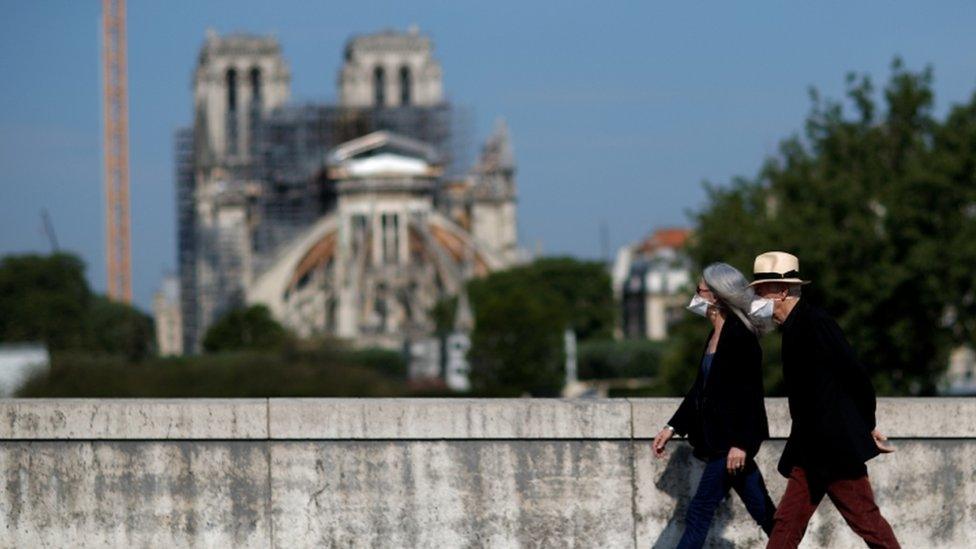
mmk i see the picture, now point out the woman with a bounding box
[652,262,775,548]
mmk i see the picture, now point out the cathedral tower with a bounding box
[338,27,444,108]
[193,29,290,165]
[470,120,519,265]
[181,31,291,352]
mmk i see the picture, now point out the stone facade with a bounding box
[179,31,290,353]
[339,27,444,108]
[175,28,522,363]
[192,29,291,164]
[467,120,521,266]
[247,131,506,354]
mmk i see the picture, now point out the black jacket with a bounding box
[778,299,879,480]
[668,313,769,461]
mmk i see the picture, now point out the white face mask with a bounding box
[749,297,774,320]
[686,294,714,318]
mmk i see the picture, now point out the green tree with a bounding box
[468,284,564,396]
[466,257,614,396]
[577,338,664,379]
[0,253,92,349]
[0,253,154,359]
[87,296,155,361]
[674,59,976,395]
[202,305,291,353]
[933,88,976,357]
[16,343,411,398]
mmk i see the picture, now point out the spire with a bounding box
[483,118,514,171]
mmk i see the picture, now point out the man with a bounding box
[750,251,900,549]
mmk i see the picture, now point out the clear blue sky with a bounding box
[2,2,975,310]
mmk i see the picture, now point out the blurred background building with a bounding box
[170,28,525,384]
[612,228,692,341]
[152,274,182,356]
[0,344,49,397]
[941,346,976,396]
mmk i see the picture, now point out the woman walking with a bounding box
[652,262,776,548]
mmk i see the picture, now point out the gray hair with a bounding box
[702,262,768,335]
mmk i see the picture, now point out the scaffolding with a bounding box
[174,127,198,352]
[177,100,473,353]
[250,102,472,273]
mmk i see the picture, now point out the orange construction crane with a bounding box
[102,0,132,302]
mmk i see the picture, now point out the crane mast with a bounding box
[102,0,132,302]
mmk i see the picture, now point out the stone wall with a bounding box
[0,398,972,548]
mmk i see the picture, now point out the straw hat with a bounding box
[749,251,811,286]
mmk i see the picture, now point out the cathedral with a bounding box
[174,28,524,384]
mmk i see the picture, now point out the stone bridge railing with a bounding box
[0,398,973,547]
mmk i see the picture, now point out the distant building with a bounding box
[339,28,444,108]
[612,228,692,340]
[941,346,976,396]
[0,344,48,397]
[246,130,510,351]
[153,275,183,356]
[175,28,524,386]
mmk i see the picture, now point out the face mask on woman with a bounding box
[686,294,714,318]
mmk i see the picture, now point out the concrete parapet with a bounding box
[0,398,268,439]
[0,398,972,547]
[268,398,633,439]
[632,397,976,439]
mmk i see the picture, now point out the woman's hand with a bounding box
[872,429,895,453]
[653,428,674,459]
[726,447,747,474]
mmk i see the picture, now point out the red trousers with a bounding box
[767,466,899,549]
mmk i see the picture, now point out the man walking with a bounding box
[750,251,900,549]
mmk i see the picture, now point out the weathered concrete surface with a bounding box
[269,398,632,439]
[0,398,974,548]
[632,397,976,439]
[0,441,270,548]
[636,440,976,548]
[0,399,267,439]
[271,440,635,547]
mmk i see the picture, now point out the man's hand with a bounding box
[653,428,674,459]
[872,429,895,453]
[726,447,747,474]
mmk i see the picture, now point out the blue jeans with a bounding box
[676,456,776,549]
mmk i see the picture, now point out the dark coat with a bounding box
[777,299,879,480]
[668,313,770,461]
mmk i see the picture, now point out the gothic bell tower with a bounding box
[338,27,444,108]
[193,29,290,166]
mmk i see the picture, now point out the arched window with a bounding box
[226,68,238,154]
[399,65,412,106]
[373,66,386,107]
[226,68,238,111]
[381,213,399,264]
[248,67,262,156]
[249,67,262,103]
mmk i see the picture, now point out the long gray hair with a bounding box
[702,262,769,335]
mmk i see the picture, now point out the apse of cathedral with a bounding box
[175,28,524,385]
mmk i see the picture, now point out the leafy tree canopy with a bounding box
[671,59,976,395]
[0,253,153,360]
[202,305,291,353]
[466,257,614,396]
